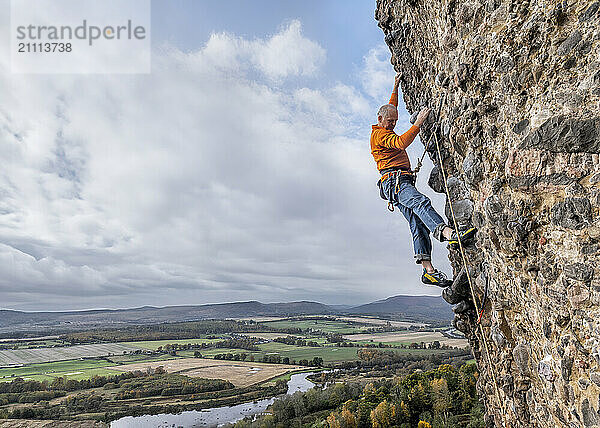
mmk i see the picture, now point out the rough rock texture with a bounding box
[376,1,600,426]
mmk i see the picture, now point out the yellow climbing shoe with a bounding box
[421,269,453,287]
[448,227,477,247]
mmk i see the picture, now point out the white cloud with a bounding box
[253,20,326,79]
[361,44,395,101]
[199,20,325,81]
[0,19,449,311]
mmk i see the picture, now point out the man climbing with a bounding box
[371,74,476,287]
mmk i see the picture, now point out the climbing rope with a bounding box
[432,129,510,426]
[413,93,447,176]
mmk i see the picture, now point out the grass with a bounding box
[107,353,184,365]
[0,343,143,366]
[179,342,453,363]
[0,355,188,383]
[260,319,368,335]
[0,344,458,384]
[351,340,460,348]
[258,342,358,362]
[0,358,114,382]
[118,338,223,351]
[105,358,303,388]
[178,344,361,363]
[0,318,464,384]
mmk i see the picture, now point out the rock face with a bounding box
[376,1,600,426]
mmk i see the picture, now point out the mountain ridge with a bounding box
[0,295,451,336]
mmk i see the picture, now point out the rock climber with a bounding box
[371,73,476,287]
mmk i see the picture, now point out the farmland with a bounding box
[336,316,426,328]
[0,354,187,383]
[0,316,468,378]
[344,331,469,348]
[259,318,370,334]
[0,359,116,382]
[106,358,304,387]
[0,316,470,423]
[118,337,223,350]
[0,343,144,366]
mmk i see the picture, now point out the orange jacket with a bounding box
[370,92,420,172]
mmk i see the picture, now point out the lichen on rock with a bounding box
[375,0,600,426]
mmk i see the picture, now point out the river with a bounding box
[110,371,318,428]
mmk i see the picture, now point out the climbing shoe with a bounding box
[447,227,477,247]
[421,269,453,288]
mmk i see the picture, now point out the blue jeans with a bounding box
[381,174,447,264]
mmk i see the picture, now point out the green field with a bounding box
[119,337,223,350]
[0,343,144,366]
[191,342,456,364]
[0,358,114,382]
[258,342,358,362]
[107,353,185,365]
[187,343,359,363]
[0,318,458,384]
[353,340,448,347]
[260,319,369,334]
[0,353,192,383]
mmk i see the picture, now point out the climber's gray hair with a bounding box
[377,104,397,119]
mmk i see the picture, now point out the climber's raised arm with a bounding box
[389,73,401,107]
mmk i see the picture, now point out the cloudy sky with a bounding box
[0,0,450,311]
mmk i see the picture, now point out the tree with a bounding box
[291,392,307,418]
[327,412,343,428]
[370,400,397,427]
[341,407,357,428]
[431,378,450,427]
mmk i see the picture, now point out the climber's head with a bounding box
[377,104,398,131]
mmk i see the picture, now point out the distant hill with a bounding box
[347,295,453,321]
[0,295,452,337]
[0,301,335,336]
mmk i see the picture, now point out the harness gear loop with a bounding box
[380,169,414,212]
[433,130,510,426]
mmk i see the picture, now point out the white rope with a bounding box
[433,130,510,426]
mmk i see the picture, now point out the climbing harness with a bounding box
[377,168,414,212]
[433,129,510,426]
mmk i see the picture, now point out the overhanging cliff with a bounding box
[376,0,600,426]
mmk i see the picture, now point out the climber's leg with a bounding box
[388,178,452,287]
[395,203,432,265]
[394,176,448,241]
